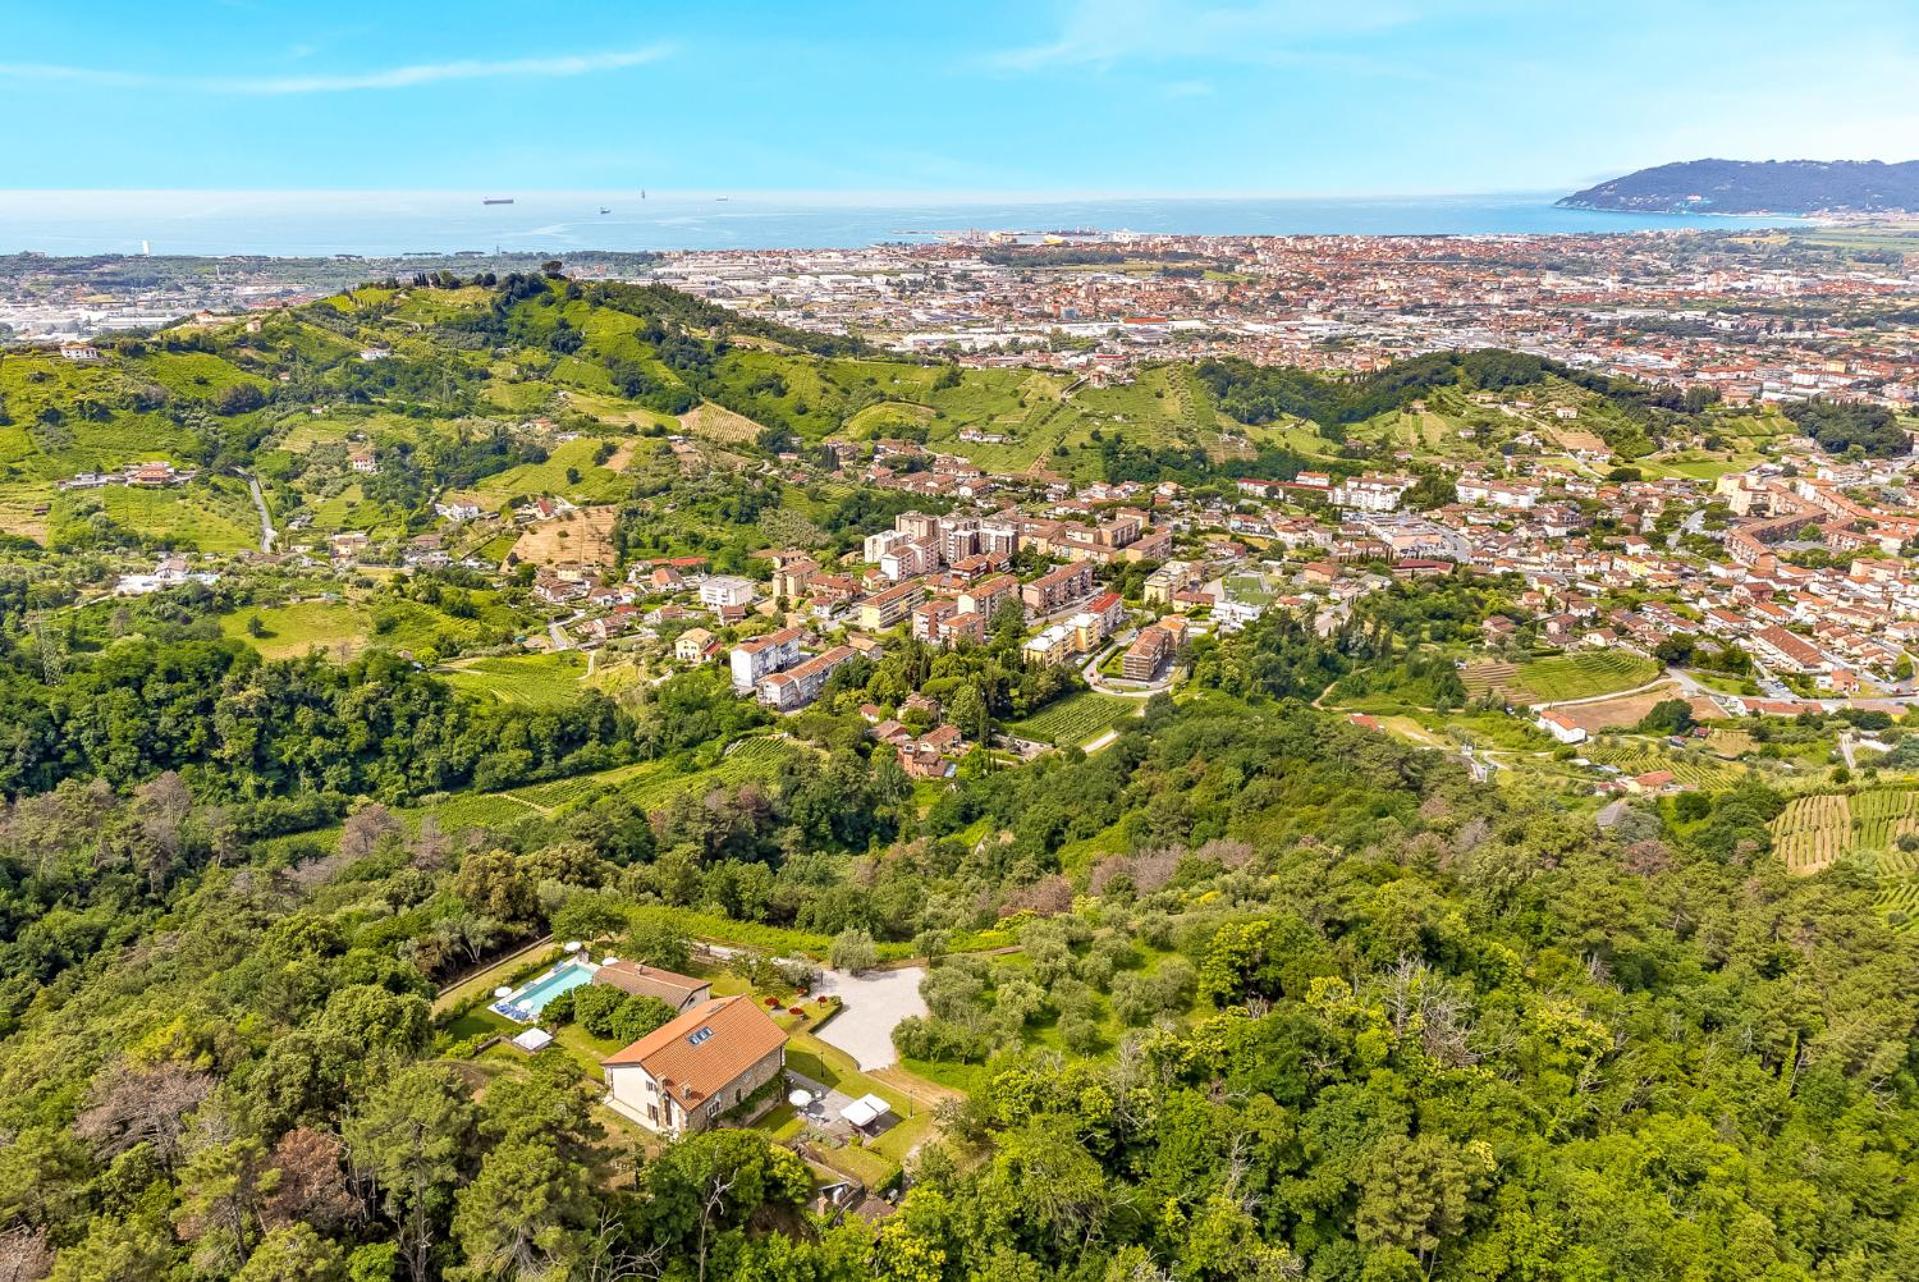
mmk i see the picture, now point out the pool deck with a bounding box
[490,957,599,1024]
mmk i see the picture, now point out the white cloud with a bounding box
[985,0,1419,71]
[0,46,671,95]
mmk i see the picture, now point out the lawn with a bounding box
[1007,691,1140,746]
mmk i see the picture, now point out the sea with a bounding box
[0,190,1806,258]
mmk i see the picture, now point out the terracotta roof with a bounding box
[593,960,711,1008]
[602,996,786,1104]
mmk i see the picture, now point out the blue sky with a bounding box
[1,0,1913,195]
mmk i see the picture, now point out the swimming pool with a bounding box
[491,958,597,1024]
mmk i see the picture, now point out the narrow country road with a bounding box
[242,472,276,554]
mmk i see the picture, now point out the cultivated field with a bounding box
[1513,651,1660,703]
[505,505,619,569]
[440,653,588,707]
[1848,788,1919,855]
[1579,742,1742,790]
[1771,792,1852,875]
[1008,692,1139,747]
[1458,651,1658,707]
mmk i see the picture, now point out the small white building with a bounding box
[1535,709,1588,745]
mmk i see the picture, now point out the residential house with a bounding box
[592,961,713,1013]
[601,996,787,1137]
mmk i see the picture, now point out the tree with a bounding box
[449,1140,595,1281]
[44,1212,174,1282]
[1354,1134,1488,1272]
[1636,698,1695,736]
[234,1225,345,1282]
[316,985,431,1059]
[173,1132,271,1276]
[344,1066,477,1282]
[72,1061,213,1164]
[453,850,540,928]
[829,927,878,974]
[262,1128,356,1234]
[641,1132,812,1282]
[341,805,403,861]
[607,995,676,1044]
[622,914,693,972]
[569,984,629,1038]
[949,685,990,746]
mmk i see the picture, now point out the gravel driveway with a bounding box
[811,965,927,1070]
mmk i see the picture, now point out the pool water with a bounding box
[492,959,596,1023]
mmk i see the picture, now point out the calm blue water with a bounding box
[493,959,595,1022]
[0,190,1805,257]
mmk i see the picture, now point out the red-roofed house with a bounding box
[601,995,787,1136]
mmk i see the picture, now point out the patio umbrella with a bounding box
[493,986,513,999]
[787,1088,814,1109]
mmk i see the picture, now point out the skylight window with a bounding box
[688,1027,713,1045]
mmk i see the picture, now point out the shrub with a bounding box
[570,983,627,1037]
[892,1014,991,1063]
[829,927,879,974]
[1058,1013,1102,1055]
[606,995,675,1044]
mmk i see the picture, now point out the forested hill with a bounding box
[1561,158,1919,214]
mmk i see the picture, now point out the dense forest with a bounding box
[1193,350,1717,442]
[0,591,1913,1281]
[1783,399,1912,458]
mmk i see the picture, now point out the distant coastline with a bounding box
[0,190,1811,257]
[1559,158,1919,217]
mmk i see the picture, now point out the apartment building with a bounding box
[859,580,926,631]
[1021,561,1097,614]
[699,576,757,610]
[758,645,857,710]
[959,573,1020,621]
[1122,624,1173,680]
[729,626,805,692]
[1331,474,1412,513]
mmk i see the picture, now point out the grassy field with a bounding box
[1007,691,1139,746]
[220,594,526,661]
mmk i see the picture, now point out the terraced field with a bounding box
[1849,789,1919,853]
[1875,879,1919,934]
[1770,792,1852,875]
[1008,692,1139,747]
[1579,743,1741,790]
[1457,651,1658,706]
[1459,661,1520,701]
[1764,787,1919,884]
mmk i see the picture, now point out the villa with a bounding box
[592,959,713,1012]
[602,995,788,1136]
